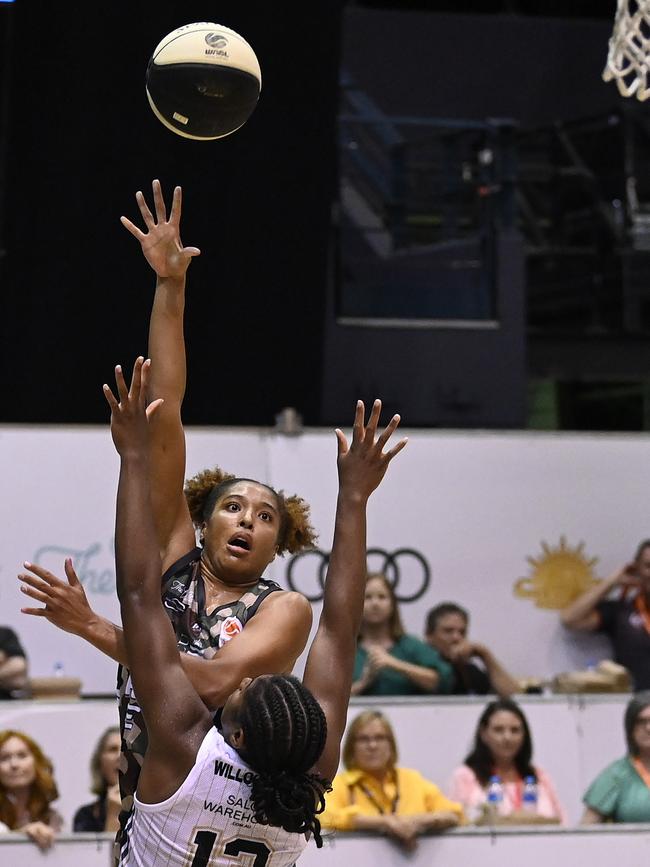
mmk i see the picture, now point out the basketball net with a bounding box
[603,0,650,100]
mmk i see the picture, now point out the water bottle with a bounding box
[485,775,504,822]
[53,661,65,678]
[522,775,538,814]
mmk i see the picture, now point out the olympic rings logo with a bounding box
[285,547,431,603]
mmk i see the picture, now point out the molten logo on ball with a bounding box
[205,33,228,48]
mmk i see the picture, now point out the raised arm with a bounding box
[104,357,211,801]
[120,180,200,570]
[560,565,634,631]
[303,400,407,780]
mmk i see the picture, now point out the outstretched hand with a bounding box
[103,357,163,456]
[335,399,407,501]
[120,179,200,279]
[18,559,92,636]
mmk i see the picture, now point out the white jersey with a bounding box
[119,726,308,866]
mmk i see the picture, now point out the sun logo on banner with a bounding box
[514,536,600,610]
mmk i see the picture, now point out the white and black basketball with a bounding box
[146,22,262,141]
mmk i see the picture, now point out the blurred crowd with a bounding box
[2,537,650,851]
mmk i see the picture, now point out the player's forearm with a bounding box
[177,653,244,709]
[148,275,187,403]
[79,612,238,707]
[115,454,163,607]
[320,491,368,639]
[78,615,129,666]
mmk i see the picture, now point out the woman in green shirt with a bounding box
[582,692,650,823]
[351,572,453,696]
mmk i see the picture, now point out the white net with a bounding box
[603,0,650,100]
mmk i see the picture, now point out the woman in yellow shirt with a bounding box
[321,710,464,850]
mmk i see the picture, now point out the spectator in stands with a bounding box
[0,627,28,699]
[582,692,650,823]
[424,603,519,697]
[0,730,62,850]
[561,540,650,689]
[351,573,453,696]
[448,699,566,824]
[321,710,463,850]
[73,726,121,833]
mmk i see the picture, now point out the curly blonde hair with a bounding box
[184,467,317,556]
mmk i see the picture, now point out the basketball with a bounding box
[145,22,261,141]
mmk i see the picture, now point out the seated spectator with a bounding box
[73,726,121,833]
[351,573,453,696]
[448,699,566,824]
[424,603,519,698]
[561,540,650,690]
[582,691,650,823]
[0,729,62,850]
[321,710,463,850]
[0,627,28,699]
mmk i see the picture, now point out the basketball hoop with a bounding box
[603,0,650,100]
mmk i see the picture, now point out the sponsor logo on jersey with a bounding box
[219,616,243,647]
[214,759,256,787]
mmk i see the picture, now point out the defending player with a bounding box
[105,357,405,865]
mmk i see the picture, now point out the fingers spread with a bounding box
[21,562,60,585]
[18,572,51,592]
[364,398,382,440]
[145,397,165,420]
[64,558,80,586]
[114,364,129,404]
[128,356,145,401]
[169,184,182,225]
[20,607,48,617]
[351,400,365,446]
[335,428,349,457]
[376,413,401,451]
[152,178,167,224]
[136,190,155,229]
[119,216,146,241]
[103,383,119,412]
[385,437,408,461]
[20,584,49,604]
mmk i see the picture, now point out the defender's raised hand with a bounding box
[120,179,200,279]
[335,399,407,501]
[103,357,163,456]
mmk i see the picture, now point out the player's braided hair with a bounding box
[238,675,331,847]
[184,467,317,555]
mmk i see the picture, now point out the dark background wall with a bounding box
[0,0,640,429]
[0,1,342,424]
[341,8,620,125]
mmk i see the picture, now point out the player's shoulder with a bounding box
[257,589,312,620]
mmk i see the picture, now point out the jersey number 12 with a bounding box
[190,830,270,866]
